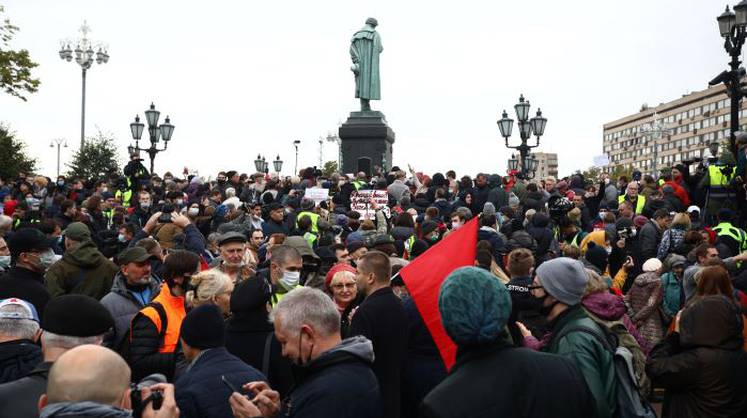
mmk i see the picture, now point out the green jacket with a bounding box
[545,305,617,418]
[45,240,119,300]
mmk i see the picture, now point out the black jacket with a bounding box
[0,361,51,418]
[646,296,747,418]
[401,298,446,418]
[639,220,663,262]
[0,266,50,320]
[175,347,265,418]
[506,276,547,343]
[348,287,408,418]
[0,339,42,385]
[225,311,294,398]
[286,336,380,418]
[421,342,596,418]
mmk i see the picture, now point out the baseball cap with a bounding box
[686,205,700,214]
[117,247,156,265]
[0,298,40,322]
[7,228,55,259]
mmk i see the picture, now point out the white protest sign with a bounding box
[593,155,610,167]
[304,188,329,204]
[350,190,390,218]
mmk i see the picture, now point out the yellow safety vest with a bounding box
[618,194,646,214]
[296,211,320,233]
[714,222,747,251]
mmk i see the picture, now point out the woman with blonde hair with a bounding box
[657,212,691,259]
[186,269,234,317]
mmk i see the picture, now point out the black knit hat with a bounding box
[230,277,271,314]
[180,304,225,349]
[42,295,114,337]
[584,242,609,273]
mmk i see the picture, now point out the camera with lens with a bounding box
[159,204,174,223]
[130,373,166,418]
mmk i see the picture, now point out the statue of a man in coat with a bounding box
[350,18,383,112]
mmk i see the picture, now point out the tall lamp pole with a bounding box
[293,140,301,175]
[497,94,547,180]
[49,138,68,178]
[128,103,175,174]
[59,21,109,150]
[711,2,747,157]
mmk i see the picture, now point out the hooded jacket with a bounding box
[287,336,380,418]
[39,401,130,418]
[646,296,747,418]
[45,240,118,300]
[100,272,161,350]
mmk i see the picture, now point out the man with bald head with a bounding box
[38,345,179,418]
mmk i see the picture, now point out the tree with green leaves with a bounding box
[322,160,338,177]
[66,131,121,180]
[0,6,40,101]
[0,123,37,180]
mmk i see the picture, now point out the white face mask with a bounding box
[451,221,462,230]
[280,270,301,289]
[188,207,199,216]
[117,233,127,243]
[175,199,184,206]
[0,255,10,269]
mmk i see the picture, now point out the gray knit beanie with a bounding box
[535,257,588,305]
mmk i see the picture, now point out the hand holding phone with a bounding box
[221,375,246,397]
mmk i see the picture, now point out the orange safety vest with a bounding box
[140,283,186,353]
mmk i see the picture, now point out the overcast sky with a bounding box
[0,0,733,179]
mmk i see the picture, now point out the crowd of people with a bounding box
[0,147,746,418]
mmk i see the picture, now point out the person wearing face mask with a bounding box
[44,222,118,300]
[0,228,55,319]
[420,220,440,248]
[100,247,161,350]
[128,250,200,382]
[228,287,379,418]
[522,257,617,418]
[130,191,154,228]
[260,245,303,307]
[0,237,10,274]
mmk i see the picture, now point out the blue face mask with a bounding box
[117,233,126,243]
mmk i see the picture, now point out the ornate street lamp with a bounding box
[128,103,175,174]
[273,155,283,173]
[254,154,264,173]
[497,94,547,179]
[50,138,68,178]
[293,140,301,175]
[710,2,747,156]
[508,154,519,172]
[59,21,110,149]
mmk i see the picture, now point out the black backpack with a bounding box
[116,301,168,362]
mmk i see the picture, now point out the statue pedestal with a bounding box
[338,111,395,176]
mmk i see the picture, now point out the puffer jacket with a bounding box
[544,305,617,418]
[100,272,160,350]
[44,240,118,300]
[625,272,665,348]
[40,401,130,418]
[0,339,42,384]
[646,295,747,418]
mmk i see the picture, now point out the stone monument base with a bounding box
[338,111,395,176]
